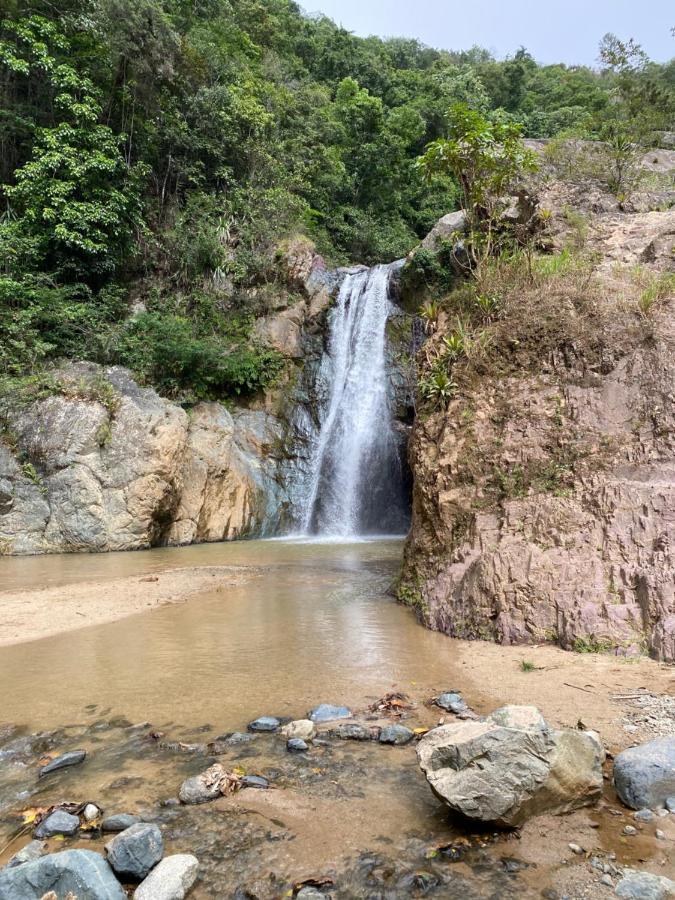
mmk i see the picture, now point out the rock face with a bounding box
[0,363,288,554]
[0,849,126,899]
[400,196,675,662]
[614,738,675,810]
[615,870,675,900]
[416,706,603,826]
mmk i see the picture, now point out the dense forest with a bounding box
[1,0,673,401]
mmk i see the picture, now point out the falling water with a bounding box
[303,263,409,537]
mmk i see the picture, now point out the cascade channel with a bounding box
[303,262,410,537]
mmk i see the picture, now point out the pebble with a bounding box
[240,775,268,790]
[287,738,308,753]
[623,825,637,835]
[600,874,613,887]
[38,750,86,777]
[634,809,655,822]
[665,798,675,813]
[247,717,280,733]
[35,810,80,839]
[568,843,584,855]
[655,829,666,840]
[83,803,100,822]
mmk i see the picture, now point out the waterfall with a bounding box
[302,262,409,537]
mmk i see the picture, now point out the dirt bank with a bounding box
[0,565,257,647]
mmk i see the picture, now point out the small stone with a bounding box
[280,720,316,741]
[240,775,268,790]
[102,813,141,832]
[665,798,675,813]
[657,808,669,817]
[35,809,80,839]
[6,839,46,868]
[329,723,372,741]
[178,764,226,805]
[655,829,666,840]
[436,692,468,714]
[600,874,613,887]
[308,704,351,723]
[568,843,584,855]
[623,825,637,835]
[106,823,163,880]
[634,809,655,822]
[247,716,280,733]
[287,738,308,753]
[379,725,415,746]
[134,853,199,900]
[39,749,86,777]
[83,803,100,822]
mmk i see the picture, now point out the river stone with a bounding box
[39,749,86,776]
[666,797,675,812]
[379,725,415,745]
[240,775,269,790]
[179,764,226,804]
[287,738,309,752]
[0,849,126,899]
[134,853,199,900]
[614,738,675,810]
[416,708,603,826]
[329,723,372,741]
[247,716,281,733]
[281,719,316,741]
[615,870,675,899]
[102,813,142,832]
[309,704,351,723]
[35,809,80,838]
[435,692,468,714]
[5,839,46,868]
[106,823,163,880]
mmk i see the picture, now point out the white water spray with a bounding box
[303,263,406,536]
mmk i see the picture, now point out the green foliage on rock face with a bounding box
[0,3,672,398]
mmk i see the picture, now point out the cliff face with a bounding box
[400,169,675,662]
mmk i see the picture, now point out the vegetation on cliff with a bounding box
[1,1,673,399]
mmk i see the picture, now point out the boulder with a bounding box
[179,764,227,805]
[5,840,46,869]
[416,706,603,826]
[615,870,675,899]
[35,809,80,838]
[0,849,125,899]
[39,749,86,777]
[379,725,415,746]
[614,738,675,810]
[102,813,142,833]
[134,854,199,900]
[280,720,316,741]
[105,823,163,880]
[308,704,351,723]
[420,211,467,251]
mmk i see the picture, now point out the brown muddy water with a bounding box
[0,540,661,898]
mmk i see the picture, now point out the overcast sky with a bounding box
[303,0,674,66]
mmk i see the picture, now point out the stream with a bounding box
[0,538,535,898]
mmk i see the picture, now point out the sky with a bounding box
[303,0,674,66]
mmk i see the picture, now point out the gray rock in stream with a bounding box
[34,809,80,838]
[287,738,309,752]
[379,725,415,745]
[247,716,280,733]
[614,738,675,810]
[435,692,468,715]
[0,849,126,899]
[329,723,373,741]
[102,813,142,833]
[134,853,199,900]
[5,839,46,869]
[106,823,163,880]
[309,704,351,723]
[38,748,86,776]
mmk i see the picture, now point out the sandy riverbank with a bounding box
[0,565,258,647]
